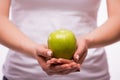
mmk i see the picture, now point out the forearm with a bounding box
[0,15,37,57]
[85,16,120,48]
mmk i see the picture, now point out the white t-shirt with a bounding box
[3,0,110,80]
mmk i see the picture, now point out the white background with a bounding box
[0,0,120,80]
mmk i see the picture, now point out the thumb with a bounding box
[73,46,87,63]
[73,48,80,62]
[36,46,53,58]
[73,45,85,62]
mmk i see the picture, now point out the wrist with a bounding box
[80,34,94,49]
[20,41,38,58]
[31,44,38,58]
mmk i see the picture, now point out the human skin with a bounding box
[73,0,120,63]
[48,0,120,74]
[0,0,80,75]
[0,0,120,75]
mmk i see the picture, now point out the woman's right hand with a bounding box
[34,44,80,75]
[34,44,53,74]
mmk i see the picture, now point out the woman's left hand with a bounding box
[46,58,80,75]
[73,36,88,64]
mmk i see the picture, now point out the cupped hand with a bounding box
[34,44,53,74]
[46,58,80,75]
[73,36,88,64]
[34,44,80,75]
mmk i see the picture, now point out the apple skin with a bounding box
[48,29,76,60]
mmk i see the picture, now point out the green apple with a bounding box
[48,29,76,59]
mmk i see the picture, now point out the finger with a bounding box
[79,51,87,64]
[62,63,80,74]
[52,63,80,75]
[35,55,46,68]
[48,62,72,73]
[47,58,63,66]
[69,62,80,71]
[59,67,80,75]
[50,59,80,69]
[57,58,73,64]
[46,59,72,74]
[47,58,73,66]
[74,48,83,62]
[74,45,87,62]
[36,46,52,58]
[46,61,80,75]
[54,62,80,72]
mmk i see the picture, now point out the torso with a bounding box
[3,0,110,80]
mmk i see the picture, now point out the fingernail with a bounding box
[76,55,79,61]
[47,50,52,56]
